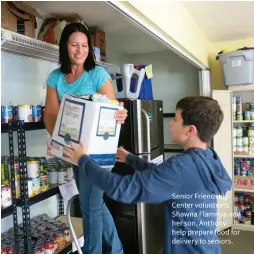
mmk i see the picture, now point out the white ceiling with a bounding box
[24,1,168,55]
[184,1,254,42]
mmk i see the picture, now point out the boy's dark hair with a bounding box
[59,23,96,74]
[176,96,224,142]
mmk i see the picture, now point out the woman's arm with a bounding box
[44,85,60,135]
[97,80,115,99]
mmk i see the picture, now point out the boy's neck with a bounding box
[183,140,207,151]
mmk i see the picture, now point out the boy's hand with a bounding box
[63,141,88,165]
[116,146,129,163]
[115,102,128,124]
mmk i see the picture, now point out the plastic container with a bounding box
[217,49,254,86]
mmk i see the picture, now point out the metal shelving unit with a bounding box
[1,122,45,133]
[1,28,120,74]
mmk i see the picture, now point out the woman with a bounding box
[44,23,126,254]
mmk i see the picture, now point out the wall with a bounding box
[209,37,254,90]
[112,1,210,68]
[128,50,199,151]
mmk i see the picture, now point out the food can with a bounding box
[48,166,58,184]
[55,230,66,248]
[1,161,10,185]
[27,160,40,178]
[236,113,243,121]
[32,105,42,122]
[236,126,243,137]
[232,127,237,138]
[251,111,254,121]
[67,164,74,181]
[18,105,33,122]
[44,240,55,254]
[40,174,49,192]
[12,105,19,122]
[31,248,43,254]
[1,106,13,123]
[39,157,46,173]
[58,167,68,184]
[1,245,7,254]
[1,185,12,208]
[236,137,243,147]
[15,181,21,198]
[28,177,41,198]
[47,236,58,251]
[244,111,251,120]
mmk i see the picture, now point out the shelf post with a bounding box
[8,121,19,253]
[17,120,32,253]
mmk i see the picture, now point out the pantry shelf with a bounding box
[1,122,45,133]
[1,28,120,74]
[234,188,254,193]
[233,120,254,123]
[233,154,254,158]
[232,224,254,232]
[1,205,13,219]
[16,184,60,206]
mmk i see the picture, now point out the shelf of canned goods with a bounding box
[1,121,83,253]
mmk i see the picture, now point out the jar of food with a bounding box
[57,166,68,184]
[27,159,40,178]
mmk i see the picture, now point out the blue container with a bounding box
[32,105,42,122]
[1,106,13,123]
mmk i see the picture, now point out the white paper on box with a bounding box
[51,94,121,167]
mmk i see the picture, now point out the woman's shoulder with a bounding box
[49,68,61,77]
[90,65,107,76]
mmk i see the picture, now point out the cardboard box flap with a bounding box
[11,1,42,18]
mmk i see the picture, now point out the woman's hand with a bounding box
[116,146,129,163]
[115,102,128,124]
[47,138,53,156]
[63,141,88,165]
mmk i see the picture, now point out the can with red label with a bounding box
[1,245,7,254]
[31,248,43,254]
[44,240,55,254]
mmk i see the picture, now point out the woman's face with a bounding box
[67,32,89,66]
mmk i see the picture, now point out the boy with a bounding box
[63,96,232,254]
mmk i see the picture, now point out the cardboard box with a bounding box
[91,28,106,51]
[1,1,41,38]
[51,94,121,167]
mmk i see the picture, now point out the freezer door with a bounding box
[133,100,164,154]
[137,148,164,254]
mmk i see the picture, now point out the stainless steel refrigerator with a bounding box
[104,99,165,254]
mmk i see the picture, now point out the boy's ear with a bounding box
[187,125,198,137]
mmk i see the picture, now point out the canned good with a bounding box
[236,113,243,121]
[55,230,66,248]
[236,137,243,147]
[28,177,41,198]
[244,111,251,120]
[18,105,33,122]
[251,111,254,121]
[1,245,7,254]
[47,236,58,252]
[1,185,12,208]
[232,127,237,138]
[31,248,43,254]
[44,240,54,254]
[58,167,68,184]
[27,160,40,178]
[236,126,243,137]
[1,161,10,185]
[40,174,49,192]
[15,180,21,198]
[32,105,42,122]
[1,106,13,123]
[48,167,58,184]
[12,105,19,122]
[40,157,46,173]
[67,164,74,181]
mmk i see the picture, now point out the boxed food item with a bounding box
[51,94,122,167]
[1,1,41,38]
[91,28,106,62]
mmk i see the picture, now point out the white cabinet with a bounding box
[212,88,254,232]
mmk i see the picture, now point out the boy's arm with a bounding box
[125,153,156,171]
[78,155,183,204]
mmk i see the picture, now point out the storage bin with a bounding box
[217,49,254,86]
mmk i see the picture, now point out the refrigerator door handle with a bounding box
[141,109,151,156]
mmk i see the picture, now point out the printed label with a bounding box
[232,60,241,67]
[97,107,117,136]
